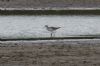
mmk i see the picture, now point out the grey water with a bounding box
[0,15,100,39]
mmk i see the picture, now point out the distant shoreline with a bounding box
[0,9,100,15]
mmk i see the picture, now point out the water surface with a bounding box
[0,15,100,38]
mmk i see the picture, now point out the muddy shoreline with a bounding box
[0,36,98,41]
[0,39,100,66]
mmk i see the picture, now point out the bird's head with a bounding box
[45,25,48,27]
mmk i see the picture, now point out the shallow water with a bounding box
[0,15,100,38]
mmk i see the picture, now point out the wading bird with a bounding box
[45,25,61,37]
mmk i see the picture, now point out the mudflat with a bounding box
[0,0,100,8]
[0,39,100,66]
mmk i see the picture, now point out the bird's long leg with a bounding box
[50,32,53,37]
[53,31,56,37]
